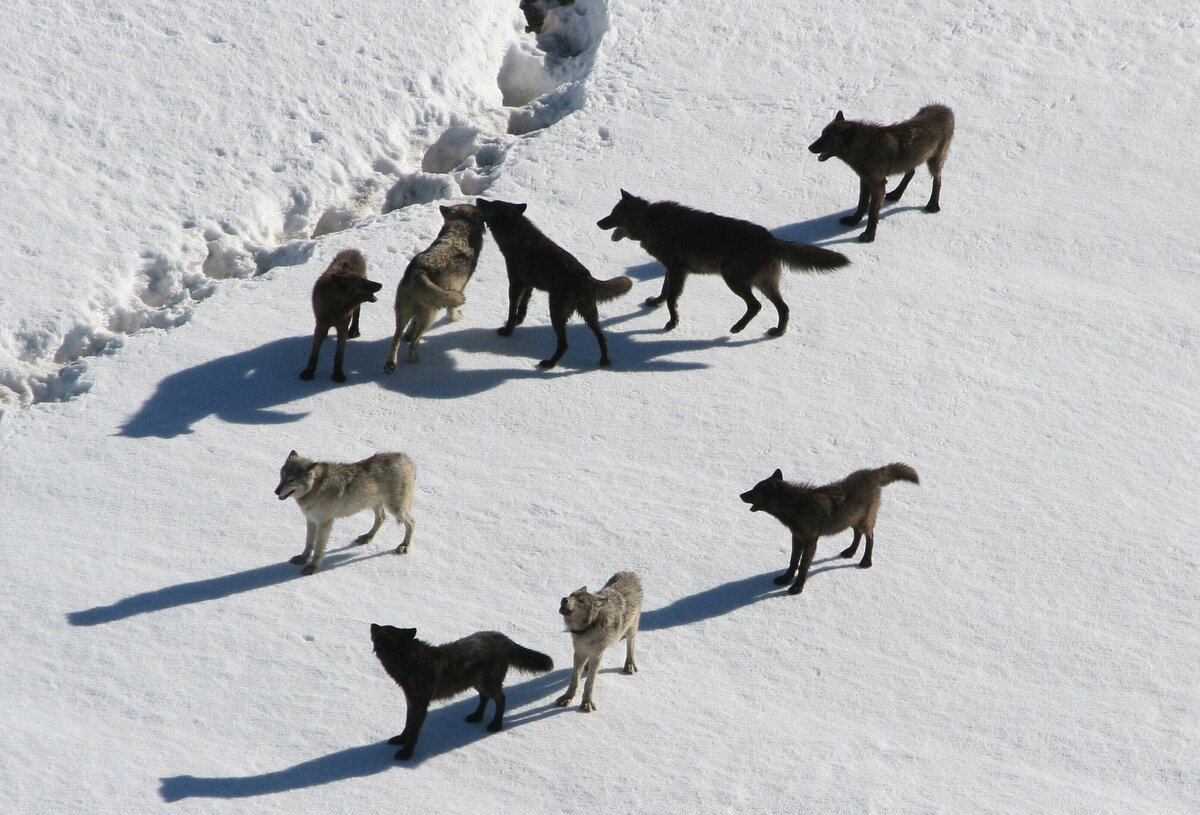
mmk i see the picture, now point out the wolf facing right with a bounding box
[299,249,383,382]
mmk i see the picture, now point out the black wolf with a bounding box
[596,191,849,334]
[370,624,553,760]
[740,463,919,595]
[476,198,632,368]
[808,104,954,243]
[299,249,383,382]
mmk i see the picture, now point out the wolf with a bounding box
[808,104,954,243]
[740,463,919,595]
[370,624,553,760]
[556,571,643,712]
[519,0,575,34]
[596,190,849,335]
[384,204,485,372]
[299,249,384,382]
[274,450,415,575]
[476,198,632,368]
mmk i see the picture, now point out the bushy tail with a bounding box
[590,274,634,303]
[413,272,466,309]
[878,462,920,486]
[509,644,554,675]
[775,240,850,273]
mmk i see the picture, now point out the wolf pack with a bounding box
[271,6,953,762]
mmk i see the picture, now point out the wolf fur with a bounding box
[274,450,416,575]
[299,249,384,382]
[519,0,575,34]
[476,198,633,368]
[385,204,485,372]
[556,571,643,712]
[808,104,955,243]
[370,624,553,760]
[740,463,919,595]
[596,190,849,334]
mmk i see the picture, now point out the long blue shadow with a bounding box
[639,571,782,631]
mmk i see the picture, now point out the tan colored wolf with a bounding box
[808,104,954,243]
[740,464,919,594]
[385,204,485,372]
[299,249,383,382]
[556,571,643,712]
[274,450,415,575]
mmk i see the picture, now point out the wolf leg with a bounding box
[556,651,588,707]
[579,650,604,712]
[623,626,639,674]
[925,172,942,213]
[662,268,688,330]
[393,702,428,760]
[860,179,886,243]
[486,689,507,732]
[839,529,862,559]
[886,170,915,202]
[841,179,869,226]
[406,310,439,363]
[302,521,334,575]
[299,323,329,380]
[788,536,819,595]
[578,300,612,366]
[330,323,349,382]
[498,282,526,336]
[465,692,489,723]
[644,270,670,308]
[860,530,874,568]
[291,519,318,565]
[774,533,803,585]
[756,274,789,337]
[348,305,362,339]
[354,507,386,546]
[723,270,762,334]
[384,321,406,374]
[539,294,570,368]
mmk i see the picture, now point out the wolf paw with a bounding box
[393,544,409,555]
[773,573,793,586]
[580,700,596,712]
[840,214,864,226]
[465,711,483,723]
[353,534,374,546]
[767,326,786,337]
[487,721,504,733]
[555,694,574,707]
[838,546,857,559]
[859,560,873,569]
[787,582,804,595]
[924,203,941,214]
[623,663,638,675]
[301,564,318,576]
[394,748,414,761]
[643,296,664,308]
[598,357,612,367]
[388,734,407,745]
[383,361,396,374]
[885,191,904,202]
[497,326,514,337]
[347,329,361,340]
[299,369,315,380]
[663,318,678,331]
[858,232,875,244]
[331,371,347,383]
[289,555,308,565]
[538,358,557,369]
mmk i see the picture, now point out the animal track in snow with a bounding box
[7,1,608,407]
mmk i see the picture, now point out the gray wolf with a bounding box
[808,104,954,243]
[299,249,384,382]
[274,450,415,575]
[385,204,485,372]
[519,0,575,34]
[740,463,919,595]
[476,198,632,368]
[556,571,643,712]
[596,190,849,334]
[370,623,553,760]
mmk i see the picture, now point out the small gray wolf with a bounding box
[807,104,954,243]
[274,450,415,575]
[476,198,632,368]
[370,624,553,760]
[556,571,643,712]
[299,249,384,382]
[519,0,575,34]
[740,463,919,595]
[596,191,849,334]
[385,204,485,372]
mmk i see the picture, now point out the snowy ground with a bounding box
[2,1,1198,812]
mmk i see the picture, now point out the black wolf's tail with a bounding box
[775,240,850,273]
[878,463,920,486]
[509,644,554,674]
[590,275,634,303]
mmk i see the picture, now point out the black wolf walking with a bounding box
[596,191,848,334]
[808,105,954,243]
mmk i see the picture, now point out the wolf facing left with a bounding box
[274,450,416,575]
[370,624,553,760]
[299,249,384,382]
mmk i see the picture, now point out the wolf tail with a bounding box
[775,240,850,273]
[590,275,634,303]
[413,272,466,309]
[508,644,554,675]
[878,463,920,486]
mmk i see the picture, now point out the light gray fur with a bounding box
[556,571,643,712]
[274,450,416,575]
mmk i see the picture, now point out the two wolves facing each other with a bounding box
[808,104,955,243]
[299,249,384,382]
[557,570,643,712]
[596,191,849,335]
[740,463,919,595]
[274,450,416,575]
[370,624,553,760]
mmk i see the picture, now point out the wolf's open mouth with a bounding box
[610,227,626,241]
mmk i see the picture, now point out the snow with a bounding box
[2,0,1198,812]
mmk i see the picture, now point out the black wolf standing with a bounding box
[370,624,553,760]
[476,198,632,368]
[596,191,848,335]
[808,105,954,243]
[740,463,919,595]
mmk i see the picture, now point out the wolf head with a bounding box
[475,197,527,228]
[274,450,317,501]
[739,468,786,513]
[596,189,649,242]
[327,272,383,304]
[808,111,850,162]
[370,623,418,654]
[560,586,605,632]
[440,203,483,231]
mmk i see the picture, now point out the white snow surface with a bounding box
[3,0,1198,811]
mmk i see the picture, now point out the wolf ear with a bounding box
[400,628,417,640]
[370,623,381,633]
[771,468,783,480]
[835,110,845,122]
[576,586,588,595]
[287,450,299,460]
[439,205,452,217]
[620,188,632,200]
[515,202,528,214]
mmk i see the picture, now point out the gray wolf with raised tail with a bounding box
[740,463,919,594]
[370,624,553,760]
[476,197,633,368]
[299,249,383,382]
[385,204,485,372]
[274,450,415,575]
[556,571,643,712]
[808,104,954,243]
[596,191,849,334]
